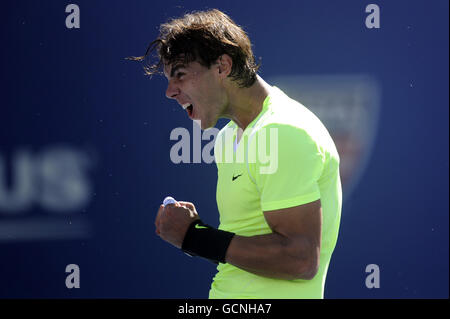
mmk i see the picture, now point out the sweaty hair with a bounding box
[128,9,260,88]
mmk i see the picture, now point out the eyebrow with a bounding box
[169,64,185,78]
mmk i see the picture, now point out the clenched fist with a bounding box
[155,201,200,249]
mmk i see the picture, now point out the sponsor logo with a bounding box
[232,173,243,181]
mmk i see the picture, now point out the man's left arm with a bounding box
[224,199,322,280]
[156,126,324,280]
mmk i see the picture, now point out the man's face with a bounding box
[163,59,227,130]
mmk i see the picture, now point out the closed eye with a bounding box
[176,72,185,79]
[170,64,186,79]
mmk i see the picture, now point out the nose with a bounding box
[165,80,179,99]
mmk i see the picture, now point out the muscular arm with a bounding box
[224,200,322,280]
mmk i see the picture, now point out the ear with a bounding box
[217,54,233,78]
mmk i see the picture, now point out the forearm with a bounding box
[224,232,318,280]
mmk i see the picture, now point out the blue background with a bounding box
[0,0,448,298]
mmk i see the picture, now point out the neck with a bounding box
[222,75,271,131]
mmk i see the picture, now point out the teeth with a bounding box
[181,103,191,110]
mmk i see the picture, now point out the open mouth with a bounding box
[187,104,193,117]
[181,103,195,119]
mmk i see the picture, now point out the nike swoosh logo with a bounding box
[232,174,242,181]
[195,224,208,230]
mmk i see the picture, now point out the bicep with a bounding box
[263,199,322,247]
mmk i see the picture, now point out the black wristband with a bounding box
[181,219,235,264]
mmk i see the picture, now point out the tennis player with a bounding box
[133,9,342,299]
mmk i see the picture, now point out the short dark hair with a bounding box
[128,9,260,88]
